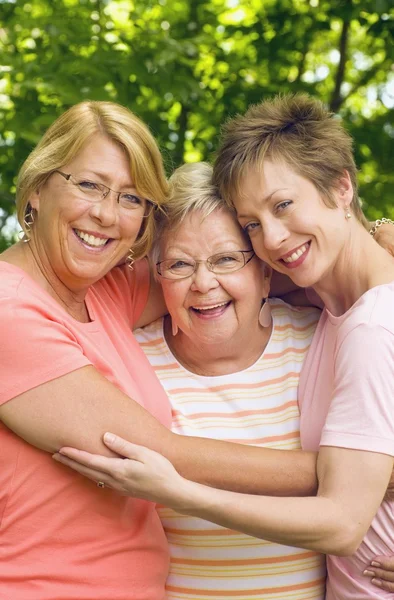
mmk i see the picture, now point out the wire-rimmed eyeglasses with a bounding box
[54,170,154,216]
[156,250,255,280]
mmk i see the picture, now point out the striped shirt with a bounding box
[135,299,326,599]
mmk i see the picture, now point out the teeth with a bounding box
[192,302,228,311]
[283,243,308,263]
[75,229,108,247]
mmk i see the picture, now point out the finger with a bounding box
[53,453,110,484]
[371,579,394,592]
[56,447,123,474]
[364,567,394,582]
[370,556,394,572]
[103,433,147,460]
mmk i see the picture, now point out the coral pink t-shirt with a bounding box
[299,282,394,599]
[0,261,172,600]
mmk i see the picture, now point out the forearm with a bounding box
[167,435,318,496]
[172,478,355,555]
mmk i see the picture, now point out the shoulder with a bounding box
[270,297,321,332]
[134,317,165,345]
[94,259,150,300]
[338,282,394,344]
[0,262,57,319]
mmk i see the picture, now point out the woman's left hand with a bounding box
[53,433,186,505]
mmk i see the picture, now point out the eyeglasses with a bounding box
[156,250,255,280]
[54,170,154,216]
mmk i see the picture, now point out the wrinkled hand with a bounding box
[53,433,185,506]
[364,555,394,592]
[374,224,394,257]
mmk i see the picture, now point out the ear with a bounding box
[29,188,41,212]
[336,170,353,209]
[261,263,273,298]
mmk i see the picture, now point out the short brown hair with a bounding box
[213,93,368,226]
[17,101,168,259]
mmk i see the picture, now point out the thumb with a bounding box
[103,433,144,459]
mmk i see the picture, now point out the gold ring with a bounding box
[97,481,105,489]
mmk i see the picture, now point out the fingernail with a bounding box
[363,570,375,577]
[371,561,381,567]
[52,454,59,460]
[372,578,382,587]
[104,432,115,444]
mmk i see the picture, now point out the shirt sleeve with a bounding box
[321,322,394,456]
[0,296,90,406]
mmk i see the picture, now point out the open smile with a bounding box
[190,301,231,319]
[73,228,113,249]
[279,242,310,269]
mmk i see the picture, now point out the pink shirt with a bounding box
[299,282,394,599]
[0,261,172,600]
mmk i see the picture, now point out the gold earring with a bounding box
[22,207,35,243]
[126,248,134,271]
[345,206,352,219]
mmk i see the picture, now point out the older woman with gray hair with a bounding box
[135,161,325,599]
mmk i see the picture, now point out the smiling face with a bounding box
[158,208,270,347]
[29,133,145,291]
[235,160,353,289]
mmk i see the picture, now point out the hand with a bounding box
[374,223,394,257]
[53,433,186,506]
[364,556,394,592]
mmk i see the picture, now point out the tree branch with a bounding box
[330,6,352,113]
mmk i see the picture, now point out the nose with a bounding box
[261,217,290,252]
[189,262,220,294]
[89,192,118,226]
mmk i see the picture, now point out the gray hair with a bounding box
[150,162,232,269]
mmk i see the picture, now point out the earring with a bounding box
[345,207,352,220]
[259,298,272,328]
[22,207,35,243]
[126,248,134,271]
[172,320,179,337]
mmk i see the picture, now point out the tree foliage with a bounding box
[0,0,393,245]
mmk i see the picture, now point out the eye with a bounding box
[213,254,238,265]
[120,193,144,205]
[78,180,100,191]
[169,260,194,271]
[243,221,261,235]
[275,200,292,212]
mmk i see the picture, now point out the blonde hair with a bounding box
[213,93,368,227]
[151,162,235,267]
[17,101,169,259]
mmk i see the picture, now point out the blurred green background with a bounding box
[0,0,393,249]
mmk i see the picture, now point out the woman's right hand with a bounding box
[53,433,189,507]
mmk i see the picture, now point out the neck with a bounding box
[3,241,90,322]
[163,314,272,376]
[313,225,394,316]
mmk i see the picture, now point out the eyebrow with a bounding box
[237,188,287,218]
[83,170,136,189]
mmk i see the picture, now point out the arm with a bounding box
[0,367,317,494]
[0,269,316,496]
[53,435,393,556]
